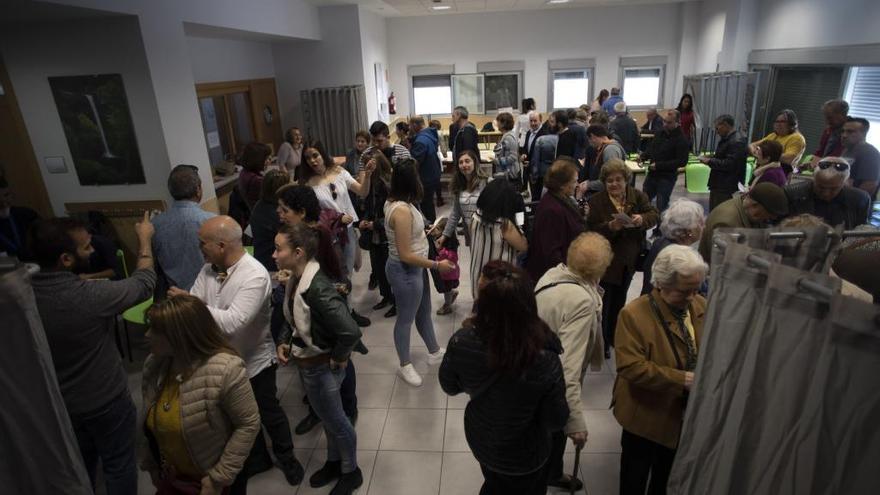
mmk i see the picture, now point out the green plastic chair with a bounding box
[685,163,711,194]
[744,161,755,186]
[116,249,129,278]
[123,297,153,326]
[245,245,254,256]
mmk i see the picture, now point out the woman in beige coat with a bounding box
[535,232,613,492]
[140,295,260,495]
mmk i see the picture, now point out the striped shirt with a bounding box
[443,180,486,239]
[360,144,411,170]
[468,212,521,299]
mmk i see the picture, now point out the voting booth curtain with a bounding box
[683,72,758,154]
[0,266,92,494]
[668,230,880,495]
[300,85,369,156]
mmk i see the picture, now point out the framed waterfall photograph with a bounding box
[48,74,145,186]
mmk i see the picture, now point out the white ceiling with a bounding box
[306,0,694,17]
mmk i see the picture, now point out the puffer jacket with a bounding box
[439,326,569,475]
[139,352,260,485]
[535,264,605,435]
[493,130,522,179]
[411,128,442,187]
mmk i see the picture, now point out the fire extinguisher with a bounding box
[388,92,397,115]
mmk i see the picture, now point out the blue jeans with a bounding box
[70,391,138,495]
[385,258,440,365]
[299,363,358,473]
[342,225,357,278]
[643,174,676,213]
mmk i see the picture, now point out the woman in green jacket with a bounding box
[274,222,365,495]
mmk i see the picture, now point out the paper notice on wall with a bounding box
[206,131,220,149]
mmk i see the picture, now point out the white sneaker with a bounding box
[427,348,446,365]
[398,364,423,387]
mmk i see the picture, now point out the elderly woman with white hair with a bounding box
[641,198,706,294]
[613,245,708,495]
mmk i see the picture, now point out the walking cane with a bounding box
[571,444,585,495]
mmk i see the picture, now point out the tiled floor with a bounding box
[129,176,699,494]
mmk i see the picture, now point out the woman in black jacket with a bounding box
[440,260,569,495]
[274,223,366,495]
[358,150,396,317]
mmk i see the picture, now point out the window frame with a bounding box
[408,64,455,117]
[547,58,596,111]
[618,56,667,110]
[477,61,525,114]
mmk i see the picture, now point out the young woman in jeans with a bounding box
[384,159,455,386]
[274,223,366,495]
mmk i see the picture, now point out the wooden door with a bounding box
[0,56,52,217]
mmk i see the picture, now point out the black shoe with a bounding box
[242,456,274,479]
[330,468,363,495]
[279,456,305,486]
[295,412,322,435]
[368,276,378,291]
[547,475,583,492]
[372,298,392,311]
[351,310,371,327]
[309,460,342,488]
[384,305,397,318]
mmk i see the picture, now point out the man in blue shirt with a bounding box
[152,164,216,294]
[602,87,624,115]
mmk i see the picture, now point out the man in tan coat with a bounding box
[535,233,613,492]
[613,245,708,495]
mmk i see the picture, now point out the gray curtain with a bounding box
[300,85,369,156]
[669,238,880,495]
[710,225,841,274]
[0,266,92,494]
[683,72,758,154]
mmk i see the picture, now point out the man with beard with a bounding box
[29,213,157,495]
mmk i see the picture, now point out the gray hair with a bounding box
[527,110,541,120]
[610,87,621,95]
[613,101,627,114]
[715,114,735,127]
[815,157,851,182]
[651,244,708,289]
[168,164,201,200]
[660,199,705,241]
[776,109,799,130]
[822,99,849,115]
[454,106,469,119]
[667,109,681,123]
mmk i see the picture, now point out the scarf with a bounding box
[283,259,326,358]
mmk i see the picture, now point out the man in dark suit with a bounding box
[450,106,479,162]
[520,111,546,192]
[699,114,747,211]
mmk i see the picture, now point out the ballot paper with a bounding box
[613,212,635,227]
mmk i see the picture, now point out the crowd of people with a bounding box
[5,89,878,495]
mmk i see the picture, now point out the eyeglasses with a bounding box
[329,182,338,200]
[817,161,849,172]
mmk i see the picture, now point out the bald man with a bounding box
[168,215,305,486]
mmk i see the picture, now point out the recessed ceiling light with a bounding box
[548,0,570,3]
[432,5,451,9]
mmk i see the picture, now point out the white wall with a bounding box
[0,16,172,215]
[386,3,686,116]
[186,36,275,83]
[753,0,880,52]
[272,5,366,130]
[693,0,727,73]
[359,7,389,124]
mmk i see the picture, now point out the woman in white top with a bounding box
[277,127,304,179]
[469,179,529,299]
[299,140,373,278]
[384,159,455,386]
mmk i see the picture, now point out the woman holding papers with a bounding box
[587,159,659,358]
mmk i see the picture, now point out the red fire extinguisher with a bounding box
[388,92,397,115]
